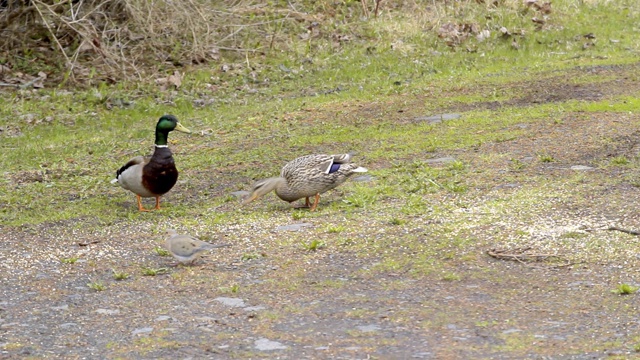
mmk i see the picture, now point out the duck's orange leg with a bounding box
[309,193,321,212]
[154,196,162,210]
[137,195,151,212]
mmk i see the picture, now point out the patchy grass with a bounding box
[153,247,171,257]
[141,267,170,276]
[60,257,79,264]
[612,284,639,295]
[87,281,107,291]
[112,270,131,281]
[301,239,326,251]
[1,0,640,359]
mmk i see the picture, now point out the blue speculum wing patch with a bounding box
[328,163,341,174]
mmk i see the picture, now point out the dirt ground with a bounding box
[2,63,640,359]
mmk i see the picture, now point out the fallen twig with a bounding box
[32,0,74,80]
[0,77,42,89]
[487,247,561,263]
[607,226,640,236]
[78,240,101,247]
[551,261,583,269]
[374,0,383,18]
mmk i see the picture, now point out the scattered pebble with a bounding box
[276,223,313,231]
[243,305,266,312]
[214,297,246,307]
[425,157,456,164]
[502,328,522,334]
[132,327,153,335]
[413,113,461,124]
[195,316,217,322]
[192,98,215,107]
[570,165,594,171]
[154,315,172,321]
[495,183,520,189]
[230,190,249,199]
[356,324,381,332]
[352,174,374,182]
[95,309,119,315]
[254,338,287,351]
[412,352,433,359]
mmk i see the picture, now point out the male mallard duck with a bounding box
[243,153,367,211]
[165,229,231,266]
[111,115,191,211]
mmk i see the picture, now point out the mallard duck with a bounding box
[111,115,191,211]
[243,153,367,211]
[165,229,231,266]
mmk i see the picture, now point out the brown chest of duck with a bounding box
[111,115,191,211]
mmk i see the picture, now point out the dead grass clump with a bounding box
[0,0,318,84]
[0,0,604,86]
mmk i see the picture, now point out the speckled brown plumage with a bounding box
[244,153,368,211]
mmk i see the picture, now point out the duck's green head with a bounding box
[155,115,191,145]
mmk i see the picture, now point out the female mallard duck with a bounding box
[243,153,367,211]
[111,115,191,212]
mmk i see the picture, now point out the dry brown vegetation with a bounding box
[0,0,374,83]
[0,0,553,85]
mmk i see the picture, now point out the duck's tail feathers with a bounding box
[332,153,353,164]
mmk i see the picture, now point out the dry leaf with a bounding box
[534,1,552,14]
[438,23,460,39]
[500,27,511,37]
[476,29,491,42]
[33,78,45,89]
[168,71,182,89]
[532,17,545,24]
[155,77,168,91]
[209,47,220,61]
[460,23,480,35]
[78,40,94,53]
